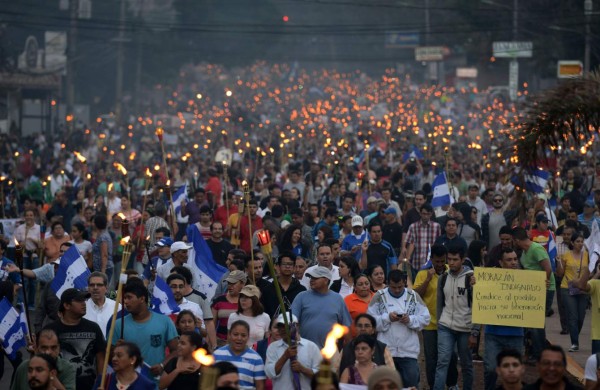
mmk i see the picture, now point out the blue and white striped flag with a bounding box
[547,232,557,272]
[402,145,424,162]
[169,184,188,216]
[186,225,227,299]
[511,167,549,194]
[0,297,27,360]
[51,245,91,299]
[151,276,180,315]
[431,172,453,208]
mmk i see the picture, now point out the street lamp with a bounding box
[585,0,593,74]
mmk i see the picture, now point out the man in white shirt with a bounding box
[300,243,340,289]
[166,273,203,321]
[466,184,488,225]
[265,312,321,389]
[83,272,121,338]
[156,241,191,281]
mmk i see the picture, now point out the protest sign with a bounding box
[472,267,546,329]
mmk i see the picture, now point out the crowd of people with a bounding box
[0,62,599,390]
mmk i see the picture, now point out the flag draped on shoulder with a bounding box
[151,276,180,315]
[431,172,453,208]
[0,297,27,360]
[51,245,91,299]
[547,232,557,272]
[186,225,227,300]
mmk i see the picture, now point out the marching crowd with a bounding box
[0,63,599,390]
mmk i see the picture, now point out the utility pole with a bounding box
[66,0,78,136]
[115,0,126,128]
[584,0,592,74]
[509,0,519,102]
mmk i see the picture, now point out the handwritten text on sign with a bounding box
[472,267,546,329]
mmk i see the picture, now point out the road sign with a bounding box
[557,61,583,78]
[385,32,419,48]
[415,46,446,61]
[456,67,478,78]
[493,41,533,58]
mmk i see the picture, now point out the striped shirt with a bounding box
[213,345,266,390]
[406,220,441,269]
[211,295,238,340]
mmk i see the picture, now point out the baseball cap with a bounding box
[60,288,91,307]
[170,241,192,254]
[536,214,549,223]
[240,285,261,298]
[585,200,596,208]
[536,193,548,201]
[383,207,397,215]
[225,270,247,284]
[306,266,332,280]
[156,237,174,247]
[351,215,364,227]
[276,312,298,325]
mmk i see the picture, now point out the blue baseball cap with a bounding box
[156,237,174,247]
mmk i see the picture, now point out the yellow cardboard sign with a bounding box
[472,267,546,329]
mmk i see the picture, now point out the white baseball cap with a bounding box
[170,241,192,254]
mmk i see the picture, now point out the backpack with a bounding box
[440,270,473,308]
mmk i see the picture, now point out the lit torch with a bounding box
[316,324,349,387]
[193,348,217,390]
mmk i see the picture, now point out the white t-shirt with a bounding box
[584,353,598,382]
[71,240,93,258]
[179,297,204,322]
[227,312,271,347]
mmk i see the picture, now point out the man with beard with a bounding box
[43,288,105,390]
[26,354,59,390]
[12,329,75,390]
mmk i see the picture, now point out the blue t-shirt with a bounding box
[341,231,369,262]
[291,290,352,348]
[1,257,22,284]
[112,312,178,371]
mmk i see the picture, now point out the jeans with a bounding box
[592,339,600,354]
[483,333,524,390]
[24,255,39,308]
[561,288,587,346]
[434,324,473,390]
[422,329,458,388]
[393,357,419,388]
[528,290,552,360]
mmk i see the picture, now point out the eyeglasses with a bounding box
[89,283,105,288]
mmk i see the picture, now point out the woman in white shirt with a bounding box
[227,285,270,347]
[70,221,93,268]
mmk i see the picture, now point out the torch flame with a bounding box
[73,151,87,163]
[13,237,20,247]
[145,168,152,178]
[120,236,131,246]
[193,348,214,366]
[114,162,127,175]
[117,212,126,220]
[108,183,114,192]
[321,324,348,359]
[166,179,171,186]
